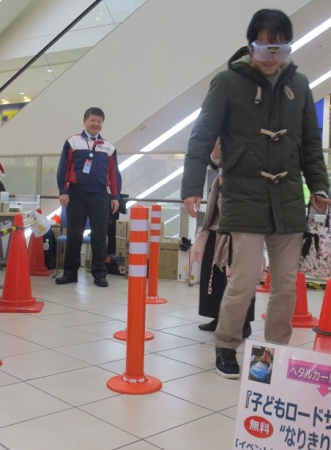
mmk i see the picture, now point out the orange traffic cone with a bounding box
[313,278,331,353]
[256,270,271,293]
[0,214,44,313]
[27,233,53,276]
[292,272,319,327]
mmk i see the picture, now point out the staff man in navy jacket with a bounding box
[56,107,121,287]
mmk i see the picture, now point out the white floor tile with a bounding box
[55,338,127,364]
[81,391,211,438]
[2,348,90,380]
[147,412,235,450]
[28,366,119,406]
[162,371,240,411]
[20,327,103,348]
[0,271,328,449]
[0,408,137,450]
[0,382,71,427]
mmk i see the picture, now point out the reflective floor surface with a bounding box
[0,270,326,450]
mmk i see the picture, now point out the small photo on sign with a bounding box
[248,345,275,384]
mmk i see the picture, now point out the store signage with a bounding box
[233,340,331,450]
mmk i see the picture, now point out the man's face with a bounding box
[83,114,104,136]
[251,31,288,77]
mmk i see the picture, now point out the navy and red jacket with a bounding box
[57,130,121,200]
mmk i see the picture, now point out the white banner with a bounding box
[233,340,331,450]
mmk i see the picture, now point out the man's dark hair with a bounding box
[246,9,293,44]
[84,107,105,120]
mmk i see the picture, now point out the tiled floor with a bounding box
[0,269,325,450]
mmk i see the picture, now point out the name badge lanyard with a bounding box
[83,139,95,174]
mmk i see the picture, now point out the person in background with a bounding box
[56,107,121,287]
[195,140,255,336]
[181,9,330,379]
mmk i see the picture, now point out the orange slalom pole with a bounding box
[113,204,154,339]
[107,205,162,394]
[146,204,167,304]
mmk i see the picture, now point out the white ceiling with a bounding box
[0,0,331,157]
[0,0,146,104]
[114,0,331,156]
[0,0,34,35]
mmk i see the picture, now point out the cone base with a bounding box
[292,313,319,328]
[107,374,162,394]
[313,326,331,336]
[146,296,167,304]
[256,285,270,293]
[113,330,154,341]
[0,299,44,313]
[30,269,54,277]
[313,334,331,353]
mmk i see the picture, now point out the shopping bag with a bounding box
[299,205,331,279]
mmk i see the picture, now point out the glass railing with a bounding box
[0,152,211,242]
[3,149,329,241]
[0,0,147,126]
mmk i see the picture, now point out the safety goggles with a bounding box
[250,41,292,61]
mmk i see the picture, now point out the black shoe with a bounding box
[215,347,240,379]
[243,322,252,339]
[198,319,217,332]
[55,274,77,285]
[94,277,108,287]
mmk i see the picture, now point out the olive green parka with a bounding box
[181,54,329,234]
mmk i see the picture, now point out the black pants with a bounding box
[199,230,255,324]
[64,187,109,279]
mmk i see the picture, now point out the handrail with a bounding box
[40,195,208,204]
[0,0,102,94]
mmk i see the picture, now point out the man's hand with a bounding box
[184,196,201,218]
[59,194,69,207]
[111,199,119,213]
[211,137,221,160]
[310,193,331,213]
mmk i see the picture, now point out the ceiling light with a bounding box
[47,69,53,73]
[126,167,184,208]
[309,70,331,89]
[20,92,25,95]
[118,154,143,171]
[292,18,331,53]
[119,109,201,172]
[140,109,201,153]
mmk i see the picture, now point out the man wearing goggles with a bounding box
[250,41,292,62]
[248,38,292,78]
[182,9,330,379]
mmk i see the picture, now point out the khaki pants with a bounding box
[214,232,303,350]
